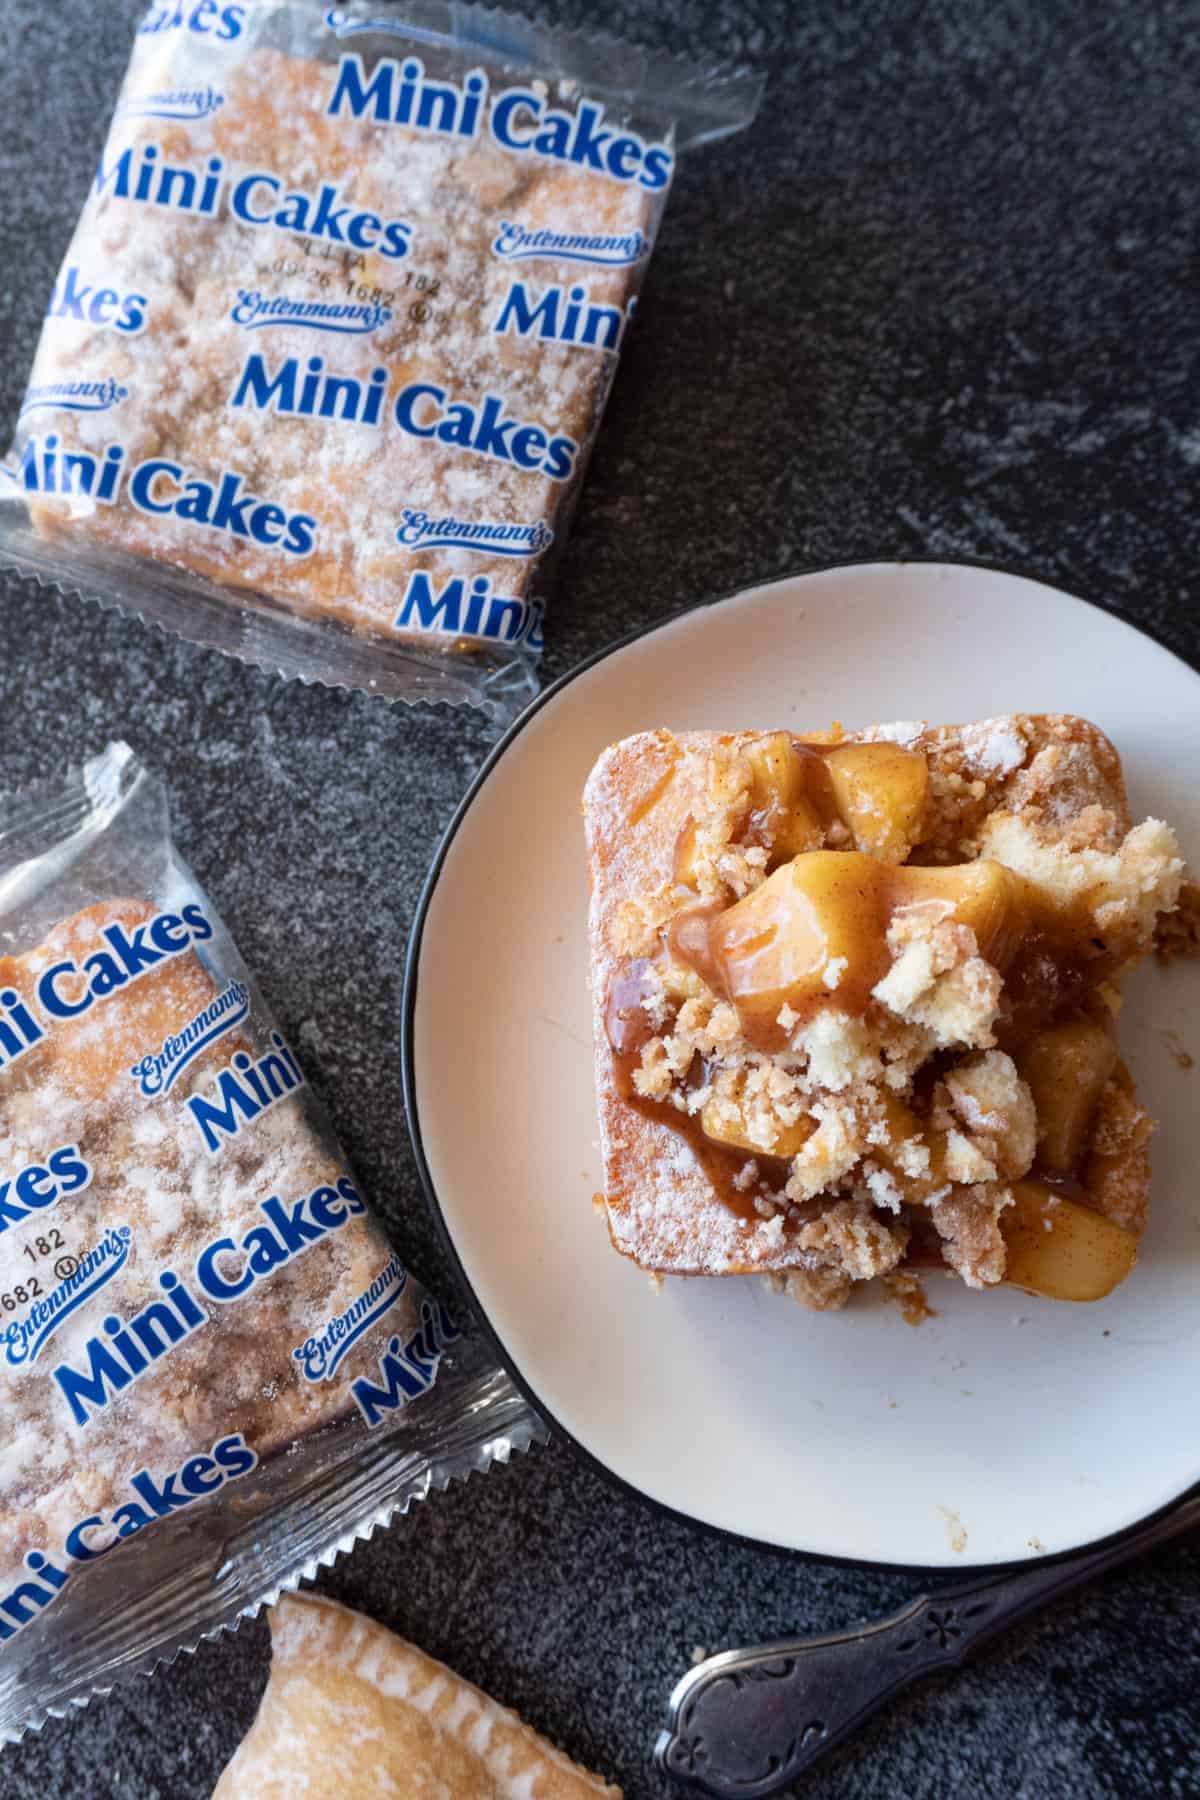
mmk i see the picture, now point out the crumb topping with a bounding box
[871,916,1001,1049]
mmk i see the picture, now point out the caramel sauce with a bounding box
[665,901,726,996]
[994,928,1117,1047]
[743,744,839,856]
[1030,1168,1090,1204]
[610,1045,787,1223]
[608,730,1131,1228]
[604,960,659,1055]
[900,1206,946,1269]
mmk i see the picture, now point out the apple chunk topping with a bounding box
[743,733,832,865]
[590,717,1190,1309]
[672,734,932,885]
[703,852,889,1042]
[824,741,930,862]
[1015,1020,1117,1173]
[1002,1176,1137,1301]
[678,850,1032,1048]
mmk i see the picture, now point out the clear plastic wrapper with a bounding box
[0,742,542,1741]
[0,2,762,718]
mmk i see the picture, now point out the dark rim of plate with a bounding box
[401,555,1200,1578]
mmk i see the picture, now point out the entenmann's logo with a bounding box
[4,1225,132,1369]
[323,5,428,35]
[396,506,553,557]
[492,221,649,267]
[130,979,250,1098]
[231,289,393,335]
[117,86,224,121]
[20,378,128,418]
[293,1253,408,1382]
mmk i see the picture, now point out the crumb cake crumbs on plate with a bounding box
[583,716,1193,1309]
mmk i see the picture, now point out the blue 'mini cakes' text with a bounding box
[0,1432,258,1645]
[94,142,415,260]
[17,437,317,558]
[0,905,214,1077]
[328,53,674,190]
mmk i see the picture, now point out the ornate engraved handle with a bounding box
[656,1493,1200,1796]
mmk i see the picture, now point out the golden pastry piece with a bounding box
[584,715,1191,1308]
[214,1592,621,1799]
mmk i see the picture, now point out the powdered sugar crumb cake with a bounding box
[20,40,650,659]
[583,716,1192,1308]
[1,5,763,709]
[0,899,391,1593]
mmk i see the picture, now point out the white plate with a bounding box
[405,563,1200,1568]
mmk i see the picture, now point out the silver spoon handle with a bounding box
[656,1492,1200,1797]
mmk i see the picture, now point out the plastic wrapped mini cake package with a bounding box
[0,0,762,718]
[0,742,542,1741]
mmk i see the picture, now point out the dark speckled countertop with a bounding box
[2,2,1200,1795]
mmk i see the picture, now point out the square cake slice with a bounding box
[583,716,1188,1309]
